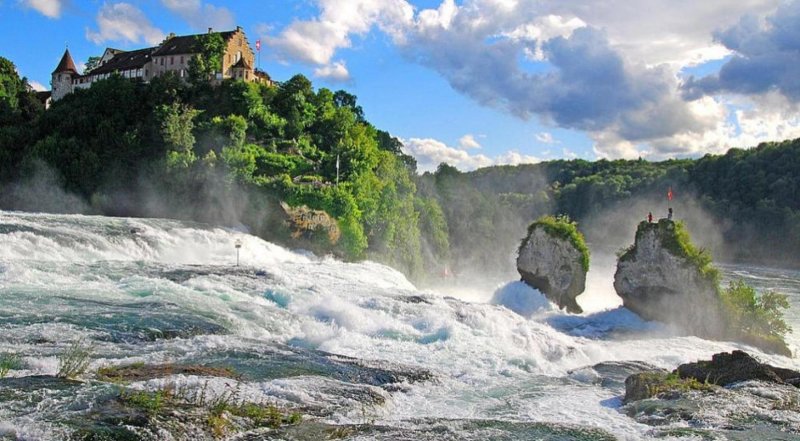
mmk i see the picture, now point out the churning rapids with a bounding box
[2,211,800,440]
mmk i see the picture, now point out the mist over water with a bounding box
[1,210,798,440]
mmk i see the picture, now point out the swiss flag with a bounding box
[668,187,674,201]
[256,39,261,51]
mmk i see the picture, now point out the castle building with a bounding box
[52,27,271,101]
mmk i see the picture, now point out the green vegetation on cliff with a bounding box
[521,215,590,272]
[624,219,720,285]
[0,56,439,278]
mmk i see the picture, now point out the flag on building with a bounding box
[256,39,261,51]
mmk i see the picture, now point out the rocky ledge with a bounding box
[623,351,800,438]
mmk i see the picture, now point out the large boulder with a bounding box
[676,350,800,387]
[517,216,588,313]
[614,219,726,338]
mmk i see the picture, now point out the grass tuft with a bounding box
[0,353,22,378]
[57,339,93,379]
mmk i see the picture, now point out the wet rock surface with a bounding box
[676,350,800,387]
[622,351,800,439]
[237,418,618,441]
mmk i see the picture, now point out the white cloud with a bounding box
[562,148,578,159]
[535,132,555,144]
[86,3,165,45]
[265,0,414,65]
[401,137,538,172]
[20,0,63,18]
[160,0,235,31]
[313,61,351,82]
[268,0,793,159]
[538,0,778,67]
[28,80,47,91]
[494,150,541,166]
[458,134,481,149]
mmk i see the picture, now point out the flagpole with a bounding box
[256,39,261,72]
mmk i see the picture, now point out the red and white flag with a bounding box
[667,187,674,201]
[256,39,261,51]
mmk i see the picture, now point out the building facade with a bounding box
[52,27,270,101]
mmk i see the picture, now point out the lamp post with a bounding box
[235,238,242,266]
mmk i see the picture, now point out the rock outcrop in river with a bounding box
[517,216,588,313]
[614,219,726,338]
[622,351,800,438]
[614,219,791,356]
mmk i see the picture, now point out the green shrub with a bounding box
[720,280,791,355]
[121,389,169,416]
[57,340,93,379]
[520,215,590,272]
[0,353,22,378]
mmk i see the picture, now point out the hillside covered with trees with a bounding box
[2,54,799,281]
[0,55,444,278]
[418,140,800,276]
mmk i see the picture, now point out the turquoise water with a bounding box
[1,211,798,440]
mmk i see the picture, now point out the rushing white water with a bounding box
[1,210,799,440]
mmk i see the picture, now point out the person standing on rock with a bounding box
[668,207,673,220]
[648,212,653,223]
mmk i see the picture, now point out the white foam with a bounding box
[2,210,800,440]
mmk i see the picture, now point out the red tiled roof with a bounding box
[52,49,78,75]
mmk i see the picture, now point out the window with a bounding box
[170,57,174,65]
[160,58,164,66]
[145,69,149,77]
[180,56,184,64]
[180,69,185,78]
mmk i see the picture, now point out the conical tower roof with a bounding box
[52,49,78,75]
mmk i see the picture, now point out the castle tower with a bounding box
[51,49,78,101]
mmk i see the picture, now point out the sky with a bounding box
[2,0,800,172]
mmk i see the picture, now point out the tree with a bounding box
[272,75,315,140]
[158,102,200,169]
[83,56,102,74]
[333,90,364,122]
[0,57,25,123]
[187,33,226,84]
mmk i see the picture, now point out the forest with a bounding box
[2,54,800,281]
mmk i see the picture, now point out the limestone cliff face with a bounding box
[517,226,587,314]
[614,220,725,338]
